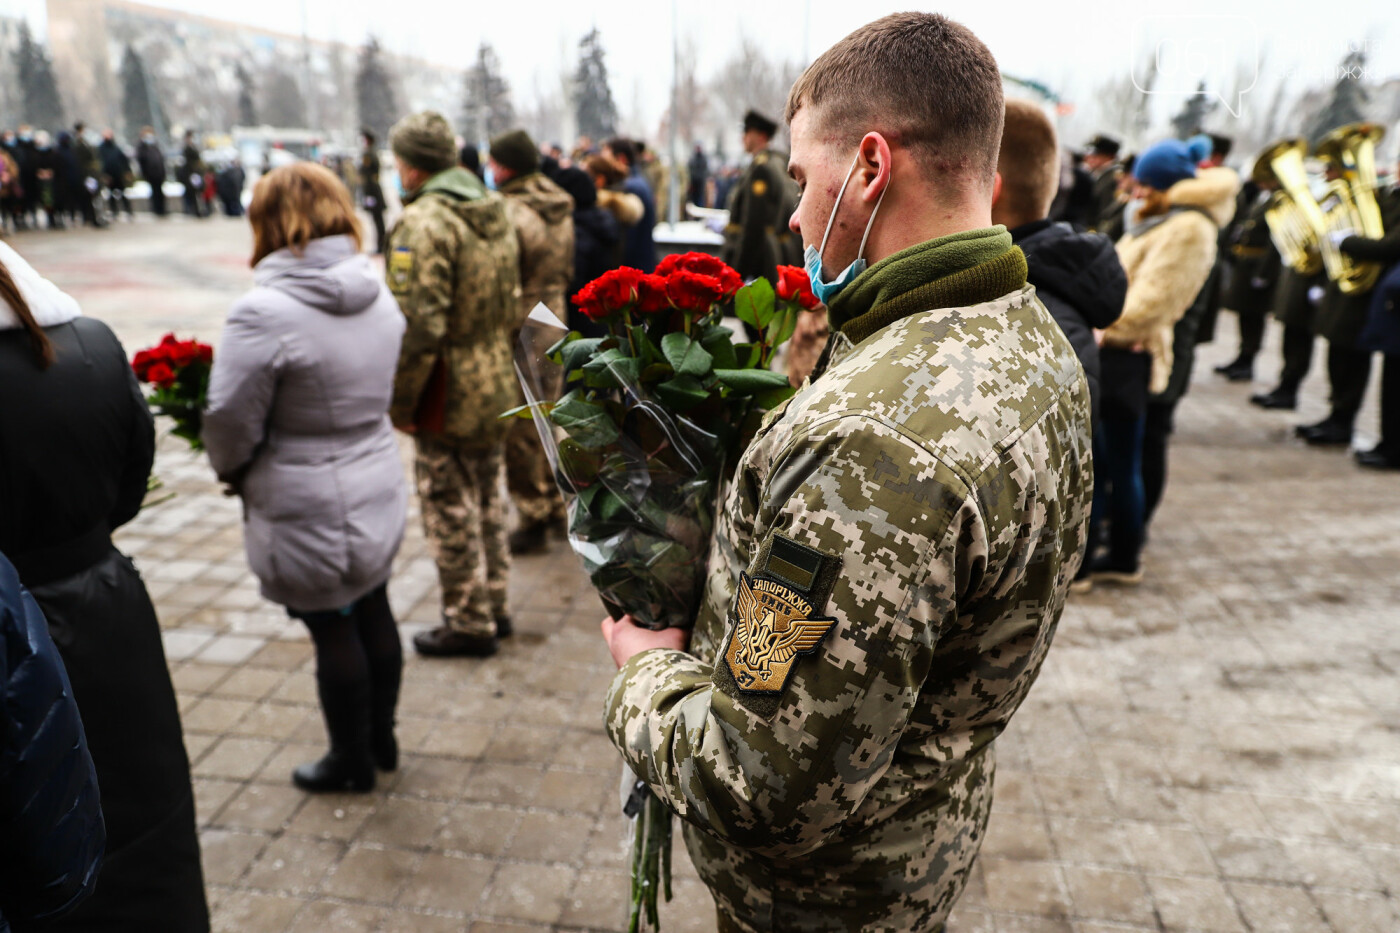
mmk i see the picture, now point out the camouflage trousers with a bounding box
[413,436,509,637]
[505,416,564,527]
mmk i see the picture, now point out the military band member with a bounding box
[601,14,1093,931]
[1215,178,1282,381]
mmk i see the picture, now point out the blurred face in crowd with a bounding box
[742,128,770,155]
[394,156,429,194]
[1084,151,1113,172]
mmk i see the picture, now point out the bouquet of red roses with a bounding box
[513,254,820,931]
[131,333,213,449]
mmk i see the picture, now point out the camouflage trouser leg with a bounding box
[414,437,511,636]
[505,415,563,527]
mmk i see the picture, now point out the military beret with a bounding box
[390,111,458,174]
[1085,134,1121,158]
[489,129,539,177]
[743,110,778,138]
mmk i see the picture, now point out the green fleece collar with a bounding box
[405,166,487,204]
[826,226,1028,346]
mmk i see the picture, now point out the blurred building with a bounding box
[45,0,462,143]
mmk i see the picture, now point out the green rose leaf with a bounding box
[699,326,738,370]
[736,278,777,330]
[713,367,792,395]
[752,385,797,409]
[549,392,621,449]
[558,336,604,372]
[654,374,711,410]
[660,332,714,378]
[582,347,643,389]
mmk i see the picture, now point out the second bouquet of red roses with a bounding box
[131,333,213,449]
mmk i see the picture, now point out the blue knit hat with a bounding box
[1133,136,1211,191]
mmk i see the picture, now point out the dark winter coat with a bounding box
[0,243,209,932]
[1012,219,1127,426]
[97,140,131,188]
[0,552,105,933]
[619,168,657,272]
[134,140,165,185]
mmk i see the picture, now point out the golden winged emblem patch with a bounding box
[724,573,835,694]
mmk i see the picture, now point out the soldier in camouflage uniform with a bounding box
[722,111,802,290]
[386,111,522,658]
[487,129,576,554]
[600,14,1093,931]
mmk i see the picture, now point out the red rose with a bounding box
[776,264,821,310]
[656,253,742,300]
[591,267,644,313]
[197,343,214,365]
[168,340,199,368]
[159,333,179,347]
[572,282,610,322]
[132,349,156,376]
[665,270,726,315]
[145,361,177,387]
[637,274,670,314]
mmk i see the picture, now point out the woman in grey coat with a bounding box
[204,163,408,793]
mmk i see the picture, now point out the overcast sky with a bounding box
[4,0,1398,135]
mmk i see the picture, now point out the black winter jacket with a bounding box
[0,552,104,932]
[1012,219,1127,425]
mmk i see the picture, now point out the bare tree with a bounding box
[709,38,802,153]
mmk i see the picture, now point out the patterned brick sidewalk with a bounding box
[10,220,1400,931]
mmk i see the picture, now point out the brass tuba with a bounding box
[1252,138,1323,276]
[1312,122,1387,294]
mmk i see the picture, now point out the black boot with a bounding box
[294,679,374,793]
[1250,386,1298,410]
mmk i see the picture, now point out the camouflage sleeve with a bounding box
[605,417,985,858]
[388,209,457,429]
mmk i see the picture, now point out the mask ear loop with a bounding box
[815,153,862,277]
[856,182,889,263]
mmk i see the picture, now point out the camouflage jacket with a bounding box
[387,166,521,449]
[499,172,575,325]
[606,259,1093,930]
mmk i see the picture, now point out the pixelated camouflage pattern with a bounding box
[605,285,1093,931]
[387,166,521,449]
[499,172,575,328]
[414,436,509,635]
[500,171,574,526]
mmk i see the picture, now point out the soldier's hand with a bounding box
[601,614,689,668]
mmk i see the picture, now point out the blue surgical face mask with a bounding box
[803,151,889,304]
[484,166,496,191]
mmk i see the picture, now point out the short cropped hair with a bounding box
[785,12,1004,186]
[998,99,1060,223]
[249,162,362,266]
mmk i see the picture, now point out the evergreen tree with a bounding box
[15,22,65,130]
[235,62,258,126]
[356,37,401,145]
[1307,49,1370,143]
[462,43,515,146]
[574,28,618,141]
[1170,81,1216,140]
[261,69,307,128]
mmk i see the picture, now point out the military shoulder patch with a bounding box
[716,533,842,717]
[751,179,768,197]
[388,246,413,292]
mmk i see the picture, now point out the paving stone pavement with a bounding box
[7,218,1400,932]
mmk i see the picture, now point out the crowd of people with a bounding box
[0,123,251,232]
[1,10,1398,929]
